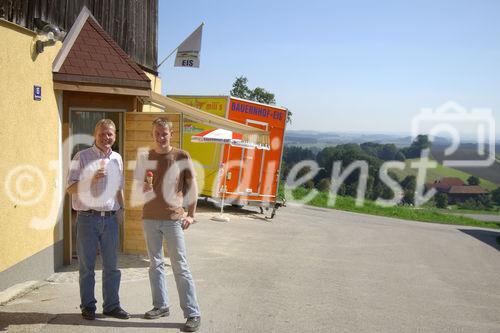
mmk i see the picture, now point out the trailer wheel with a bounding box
[264,206,278,219]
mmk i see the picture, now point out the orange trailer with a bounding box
[171,95,288,218]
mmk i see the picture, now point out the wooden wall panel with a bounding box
[123,112,181,254]
[0,0,158,72]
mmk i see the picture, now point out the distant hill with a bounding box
[284,130,500,187]
[284,130,450,148]
[285,130,411,147]
[431,143,500,185]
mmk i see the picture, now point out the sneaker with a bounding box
[103,306,130,319]
[81,307,96,320]
[184,316,201,332]
[144,307,170,319]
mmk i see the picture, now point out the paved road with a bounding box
[455,213,500,223]
[1,204,500,332]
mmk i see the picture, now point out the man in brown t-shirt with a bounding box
[138,117,201,332]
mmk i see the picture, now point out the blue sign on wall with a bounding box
[34,85,41,101]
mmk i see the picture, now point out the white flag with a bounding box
[174,23,203,68]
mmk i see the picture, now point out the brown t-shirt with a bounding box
[142,148,196,220]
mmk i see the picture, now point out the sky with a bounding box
[157,0,500,137]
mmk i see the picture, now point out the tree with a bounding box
[400,175,416,205]
[230,76,275,104]
[435,192,448,208]
[467,176,480,186]
[477,194,493,209]
[360,142,403,161]
[401,175,416,192]
[249,87,275,104]
[281,146,315,181]
[316,178,331,192]
[304,179,315,189]
[459,198,479,210]
[284,109,293,125]
[459,194,493,210]
[377,171,400,200]
[401,134,431,159]
[314,143,385,201]
[230,76,292,123]
[379,144,400,161]
[394,151,406,161]
[492,187,500,205]
[414,134,431,149]
[230,76,251,100]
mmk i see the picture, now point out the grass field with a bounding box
[390,158,498,191]
[288,187,499,229]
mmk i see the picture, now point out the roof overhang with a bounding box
[53,81,150,96]
[149,92,269,144]
[53,73,151,89]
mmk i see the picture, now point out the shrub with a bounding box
[467,176,480,186]
[458,195,492,210]
[435,192,448,208]
[492,187,500,205]
[316,178,331,192]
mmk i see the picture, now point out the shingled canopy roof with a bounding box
[52,6,150,93]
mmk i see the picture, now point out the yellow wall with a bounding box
[142,72,164,113]
[0,20,63,272]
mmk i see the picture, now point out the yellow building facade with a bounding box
[0,19,64,290]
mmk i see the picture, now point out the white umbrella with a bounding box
[191,128,269,149]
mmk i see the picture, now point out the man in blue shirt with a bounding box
[67,119,129,320]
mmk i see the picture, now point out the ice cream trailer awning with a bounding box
[148,92,269,146]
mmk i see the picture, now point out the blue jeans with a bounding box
[143,219,201,318]
[76,211,121,312]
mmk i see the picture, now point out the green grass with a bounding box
[288,187,499,229]
[391,158,498,191]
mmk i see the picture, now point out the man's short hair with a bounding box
[152,117,173,131]
[94,119,116,134]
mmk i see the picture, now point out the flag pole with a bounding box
[155,46,178,70]
[212,143,231,222]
